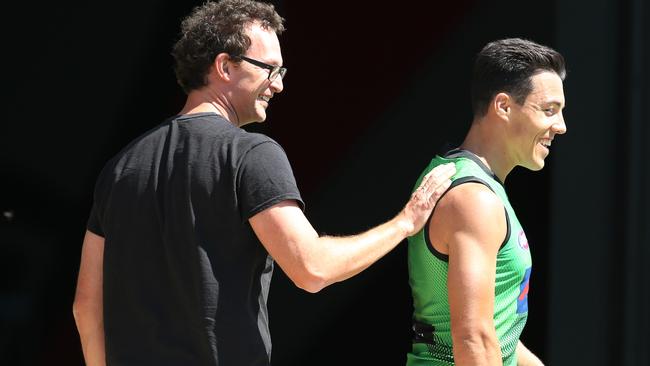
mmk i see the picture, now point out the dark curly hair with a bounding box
[471,38,566,117]
[171,0,285,94]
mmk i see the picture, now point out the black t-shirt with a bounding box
[87,113,304,365]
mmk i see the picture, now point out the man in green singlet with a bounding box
[407,38,567,366]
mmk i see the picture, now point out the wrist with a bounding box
[394,211,415,238]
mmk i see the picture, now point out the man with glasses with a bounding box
[236,55,287,81]
[72,1,454,365]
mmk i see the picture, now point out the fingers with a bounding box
[417,163,456,196]
[429,177,452,204]
[401,163,456,237]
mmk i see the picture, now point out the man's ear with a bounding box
[492,92,511,119]
[213,53,232,81]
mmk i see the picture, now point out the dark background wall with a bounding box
[1,1,647,365]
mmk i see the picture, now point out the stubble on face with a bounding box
[511,71,566,171]
[233,23,284,126]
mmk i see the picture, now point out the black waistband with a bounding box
[412,320,435,344]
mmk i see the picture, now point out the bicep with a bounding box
[440,185,506,331]
[75,230,105,304]
[249,200,319,279]
[238,141,304,221]
[447,230,499,327]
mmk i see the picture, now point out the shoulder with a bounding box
[442,183,502,216]
[233,132,289,164]
[435,182,506,243]
[235,133,296,179]
[239,131,280,149]
[172,113,276,148]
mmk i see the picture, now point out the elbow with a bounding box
[288,263,330,293]
[72,296,89,327]
[279,245,338,293]
[292,271,328,293]
[295,280,325,293]
[452,324,501,361]
[72,294,100,330]
[72,299,86,329]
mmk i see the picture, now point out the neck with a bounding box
[459,119,513,182]
[179,86,241,127]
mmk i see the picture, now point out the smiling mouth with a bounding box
[539,140,552,149]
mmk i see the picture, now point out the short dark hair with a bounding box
[470,38,566,117]
[171,0,285,94]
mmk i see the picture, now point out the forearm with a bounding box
[74,231,106,366]
[252,203,411,293]
[453,328,502,366]
[517,341,544,366]
[312,212,411,287]
[301,163,455,288]
[73,302,106,366]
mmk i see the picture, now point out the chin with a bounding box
[248,113,266,124]
[523,158,545,171]
[255,110,267,122]
[531,160,545,171]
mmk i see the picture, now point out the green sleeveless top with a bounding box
[406,149,532,366]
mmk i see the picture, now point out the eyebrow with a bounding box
[545,100,565,109]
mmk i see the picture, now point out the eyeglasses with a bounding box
[235,55,287,81]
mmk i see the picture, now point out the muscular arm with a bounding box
[73,230,106,366]
[249,163,455,293]
[517,341,544,366]
[430,183,506,365]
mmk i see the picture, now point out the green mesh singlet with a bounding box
[406,150,532,366]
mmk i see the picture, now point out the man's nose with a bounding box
[269,76,283,93]
[553,112,567,135]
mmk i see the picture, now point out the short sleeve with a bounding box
[237,141,304,222]
[86,162,112,238]
[86,201,104,237]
